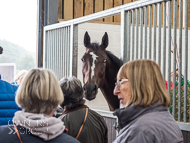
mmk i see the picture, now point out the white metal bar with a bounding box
[136,8,139,60]
[70,24,73,77]
[120,10,125,63]
[173,0,178,121]
[162,2,166,80]
[140,7,143,59]
[132,10,135,60]
[144,7,147,59]
[127,11,131,62]
[153,4,157,61]
[184,0,188,122]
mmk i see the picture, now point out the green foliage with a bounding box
[170,74,190,122]
[17,54,35,71]
[0,39,36,72]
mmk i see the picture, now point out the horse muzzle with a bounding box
[83,83,98,100]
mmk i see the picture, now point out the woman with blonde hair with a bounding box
[0,69,79,143]
[14,70,28,86]
[113,59,183,143]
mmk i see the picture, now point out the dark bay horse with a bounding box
[81,31,122,111]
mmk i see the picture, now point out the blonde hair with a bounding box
[16,69,64,114]
[14,70,28,82]
[117,59,170,107]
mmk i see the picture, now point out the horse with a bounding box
[81,31,122,111]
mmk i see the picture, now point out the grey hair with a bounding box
[59,76,85,110]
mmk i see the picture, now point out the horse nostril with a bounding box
[83,85,86,90]
[93,85,97,91]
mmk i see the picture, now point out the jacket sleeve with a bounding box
[126,130,153,143]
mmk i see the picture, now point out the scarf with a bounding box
[13,111,65,141]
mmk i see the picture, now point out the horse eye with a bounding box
[81,57,84,62]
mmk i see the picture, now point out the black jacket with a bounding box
[0,125,80,143]
[59,105,108,143]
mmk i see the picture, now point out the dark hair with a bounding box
[59,76,85,110]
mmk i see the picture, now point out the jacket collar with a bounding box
[61,105,88,115]
[113,101,168,129]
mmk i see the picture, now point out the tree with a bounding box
[17,54,35,71]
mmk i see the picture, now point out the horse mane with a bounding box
[89,42,122,68]
[105,50,123,68]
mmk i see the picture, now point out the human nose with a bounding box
[113,85,120,95]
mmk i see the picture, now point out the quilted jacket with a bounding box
[0,78,20,125]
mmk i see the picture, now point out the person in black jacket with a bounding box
[0,69,80,143]
[59,76,108,143]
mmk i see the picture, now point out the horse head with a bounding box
[82,31,109,100]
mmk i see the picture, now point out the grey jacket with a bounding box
[113,102,183,143]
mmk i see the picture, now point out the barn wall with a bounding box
[58,0,190,29]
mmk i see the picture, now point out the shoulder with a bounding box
[0,79,18,93]
[0,125,80,143]
[52,133,80,143]
[88,109,107,123]
[117,111,183,143]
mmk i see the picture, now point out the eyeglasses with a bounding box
[115,79,129,90]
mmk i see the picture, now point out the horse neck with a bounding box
[100,60,120,111]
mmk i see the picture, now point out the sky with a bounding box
[0,0,37,53]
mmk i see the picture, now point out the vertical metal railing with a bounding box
[144,6,148,59]
[158,3,161,67]
[184,0,188,122]
[162,1,166,80]
[140,7,143,59]
[178,0,183,122]
[122,0,189,123]
[43,26,71,80]
[173,0,178,120]
[153,4,157,61]
[127,11,131,62]
[132,10,135,60]
[136,8,139,59]
[168,1,172,107]
[149,5,152,59]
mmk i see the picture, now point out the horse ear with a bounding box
[84,31,91,48]
[100,32,108,49]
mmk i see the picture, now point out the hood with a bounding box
[13,111,65,141]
